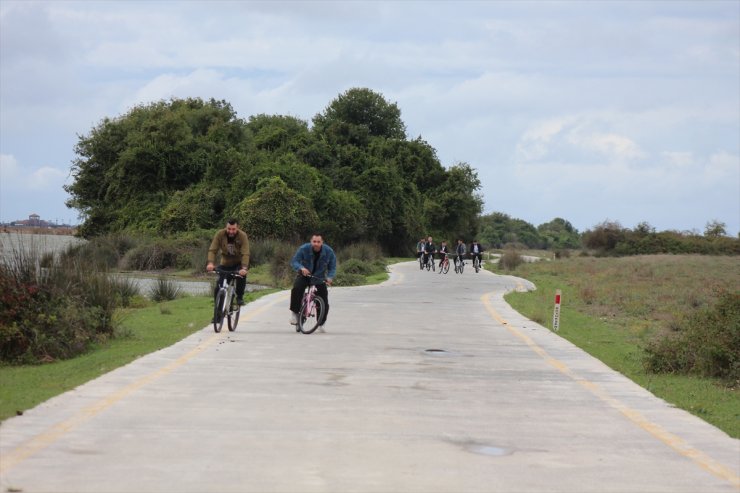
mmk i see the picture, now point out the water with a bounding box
[0,232,85,263]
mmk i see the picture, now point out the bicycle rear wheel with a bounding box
[213,290,226,333]
[298,296,325,334]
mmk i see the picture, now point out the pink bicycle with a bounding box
[298,276,326,334]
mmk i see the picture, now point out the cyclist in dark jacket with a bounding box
[469,240,484,266]
[438,241,450,268]
[422,236,436,268]
[289,234,337,331]
[455,239,466,266]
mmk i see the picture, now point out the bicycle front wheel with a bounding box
[298,296,325,334]
[228,301,240,332]
[474,258,480,273]
[213,290,226,333]
[442,261,450,274]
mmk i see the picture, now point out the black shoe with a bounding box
[237,297,245,305]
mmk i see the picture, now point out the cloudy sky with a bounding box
[1,0,738,235]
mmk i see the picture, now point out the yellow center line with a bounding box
[481,292,740,489]
[0,293,289,474]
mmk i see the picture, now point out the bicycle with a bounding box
[438,252,450,274]
[298,275,327,334]
[211,268,243,333]
[472,255,481,273]
[453,254,465,274]
[423,251,436,271]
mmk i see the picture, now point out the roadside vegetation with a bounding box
[499,255,739,437]
[0,236,392,419]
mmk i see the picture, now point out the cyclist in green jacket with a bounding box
[207,219,249,305]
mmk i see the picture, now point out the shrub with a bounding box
[0,243,121,364]
[269,242,297,288]
[148,277,182,302]
[645,290,740,381]
[499,249,523,271]
[122,242,180,270]
[332,272,365,286]
[340,258,378,276]
[338,242,384,262]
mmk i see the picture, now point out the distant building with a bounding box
[8,214,68,228]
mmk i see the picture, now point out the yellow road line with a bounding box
[481,292,740,489]
[0,294,289,474]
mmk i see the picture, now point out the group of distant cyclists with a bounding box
[415,236,484,272]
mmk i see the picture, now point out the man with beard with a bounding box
[207,218,250,306]
[289,233,337,332]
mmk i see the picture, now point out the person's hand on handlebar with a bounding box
[239,268,247,277]
[206,262,215,272]
[326,278,333,286]
[300,267,311,276]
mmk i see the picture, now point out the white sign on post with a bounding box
[552,289,562,332]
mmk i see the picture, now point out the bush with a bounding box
[121,241,183,270]
[269,242,298,288]
[499,249,523,271]
[645,290,740,381]
[148,277,182,302]
[340,258,378,276]
[332,272,365,286]
[338,242,384,262]
[0,243,122,364]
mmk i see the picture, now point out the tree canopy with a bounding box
[66,89,483,254]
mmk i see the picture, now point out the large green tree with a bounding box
[66,90,486,254]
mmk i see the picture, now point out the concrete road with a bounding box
[1,261,738,493]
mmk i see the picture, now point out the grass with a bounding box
[500,255,739,438]
[0,290,277,421]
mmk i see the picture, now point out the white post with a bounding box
[552,289,562,332]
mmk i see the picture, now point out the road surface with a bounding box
[1,261,738,492]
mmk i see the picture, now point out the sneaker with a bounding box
[237,297,245,306]
[290,312,299,325]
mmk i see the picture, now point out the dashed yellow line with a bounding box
[481,292,740,489]
[0,293,289,474]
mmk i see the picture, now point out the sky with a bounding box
[1,0,738,235]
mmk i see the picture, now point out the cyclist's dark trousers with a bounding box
[438,253,447,267]
[214,264,246,300]
[423,253,433,265]
[471,253,482,264]
[290,275,329,321]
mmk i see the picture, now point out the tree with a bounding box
[66,98,250,236]
[231,177,318,241]
[538,218,581,249]
[313,88,406,141]
[704,220,727,238]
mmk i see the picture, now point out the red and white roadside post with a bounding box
[552,289,562,332]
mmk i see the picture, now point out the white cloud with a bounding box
[0,153,20,179]
[28,166,67,191]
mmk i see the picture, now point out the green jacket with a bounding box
[208,229,250,268]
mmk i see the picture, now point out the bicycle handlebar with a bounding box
[210,268,245,279]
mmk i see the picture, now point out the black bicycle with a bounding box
[472,255,481,273]
[423,251,436,271]
[211,268,243,333]
[454,254,465,274]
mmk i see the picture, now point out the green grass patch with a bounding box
[0,290,277,421]
[504,256,739,438]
